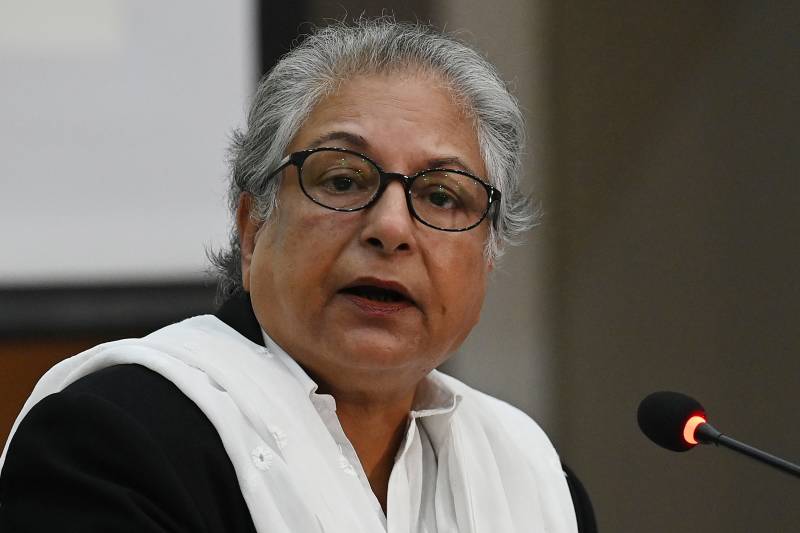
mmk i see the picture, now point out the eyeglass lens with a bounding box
[299,149,489,230]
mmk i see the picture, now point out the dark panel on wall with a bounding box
[311,0,433,23]
[258,0,434,82]
[0,282,217,339]
[257,1,311,76]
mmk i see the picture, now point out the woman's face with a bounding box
[239,72,492,399]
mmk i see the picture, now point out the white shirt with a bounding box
[2,315,579,533]
[262,329,457,531]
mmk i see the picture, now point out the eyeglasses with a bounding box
[263,147,501,232]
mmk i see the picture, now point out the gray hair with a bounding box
[210,18,536,300]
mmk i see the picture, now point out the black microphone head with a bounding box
[637,391,706,452]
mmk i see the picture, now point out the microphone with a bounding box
[637,391,800,479]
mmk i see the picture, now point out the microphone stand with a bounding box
[696,423,800,479]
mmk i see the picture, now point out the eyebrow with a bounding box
[307,130,480,176]
[308,131,369,150]
[426,156,477,175]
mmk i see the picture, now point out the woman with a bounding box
[0,19,595,532]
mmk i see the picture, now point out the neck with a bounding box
[285,351,426,512]
[332,388,416,513]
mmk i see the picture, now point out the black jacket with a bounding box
[0,294,596,532]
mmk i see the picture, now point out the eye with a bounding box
[326,174,357,192]
[316,169,371,194]
[331,177,353,191]
[423,185,460,209]
[413,175,468,211]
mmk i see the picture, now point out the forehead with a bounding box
[287,72,486,177]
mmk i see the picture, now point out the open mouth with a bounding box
[341,285,411,304]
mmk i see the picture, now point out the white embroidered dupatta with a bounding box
[1,315,578,533]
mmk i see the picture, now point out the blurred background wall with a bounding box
[1,1,798,531]
[549,3,800,531]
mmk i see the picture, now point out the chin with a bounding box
[333,335,425,371]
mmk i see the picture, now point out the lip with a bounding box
[338,277,418,315]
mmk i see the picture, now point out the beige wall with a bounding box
[550,2,800,532]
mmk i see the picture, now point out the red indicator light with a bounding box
[683,415,707,445]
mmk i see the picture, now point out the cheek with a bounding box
[429,238,489,323]
[455,270,487,326]
[434,266,486,356]
[254,209,355,296]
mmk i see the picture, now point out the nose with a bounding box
[360,181,416,254]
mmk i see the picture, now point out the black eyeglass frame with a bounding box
[262,146,502,232]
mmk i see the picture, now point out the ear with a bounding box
[236,193,260,292]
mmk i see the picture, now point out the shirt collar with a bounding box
[411,371,461,420]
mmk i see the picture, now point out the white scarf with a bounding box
[1,315,578,533]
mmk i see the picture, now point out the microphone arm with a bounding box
[696,422,800,479]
